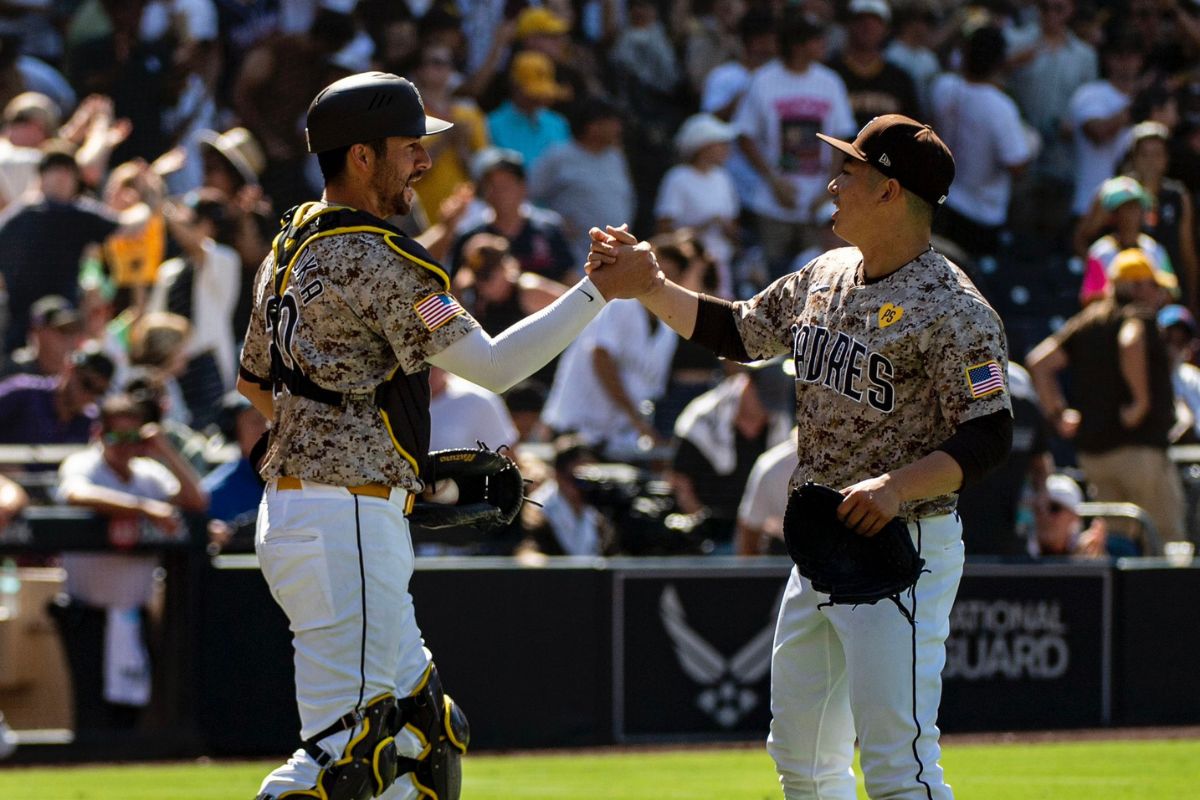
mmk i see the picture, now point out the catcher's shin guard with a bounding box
[399,663,470,800]
[258,693,405,800]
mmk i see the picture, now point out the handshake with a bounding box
[584,224,662,301]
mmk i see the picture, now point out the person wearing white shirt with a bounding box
[734,12,855,280]
[735,429,799,554]
[147,194,240,425]
[428,366,519,451]
[541,298,679,458]
[1068,37,1142,216]
[656,113,741,297]
[930,26,1035,261]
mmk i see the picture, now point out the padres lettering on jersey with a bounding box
[791,323,895,412]
[733,247,1011,519]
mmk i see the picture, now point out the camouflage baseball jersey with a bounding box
[240,202,478,490]
[734,246,1011,519]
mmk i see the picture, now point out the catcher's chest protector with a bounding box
[268,203,438,478]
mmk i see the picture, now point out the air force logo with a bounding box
[659,585,778,728]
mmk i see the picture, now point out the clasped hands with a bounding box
[585,224,661,301]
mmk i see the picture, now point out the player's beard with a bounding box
[372,160,418,218]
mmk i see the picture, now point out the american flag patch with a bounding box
[965,360,1005,398]
[414,292,465,331]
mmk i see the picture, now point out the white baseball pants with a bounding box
[767,513,964,800]
[254,479,431,800]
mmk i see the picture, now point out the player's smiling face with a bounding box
[372,135,431,217]
[827,158,883,243]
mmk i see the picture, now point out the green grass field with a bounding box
[0,738,1197,799]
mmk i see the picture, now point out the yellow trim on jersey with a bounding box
[409,771,437,799]
[381,233,451,289]
[378,407,422,476]
[277,789,325,799]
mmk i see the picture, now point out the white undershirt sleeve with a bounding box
[427,277,608,394]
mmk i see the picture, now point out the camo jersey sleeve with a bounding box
[732,260,815,361]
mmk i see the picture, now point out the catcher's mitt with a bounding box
[408,446,524,533]
[782,482,925,606]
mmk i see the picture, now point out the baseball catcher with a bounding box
[409,445,525,533]
[783,482,926,611]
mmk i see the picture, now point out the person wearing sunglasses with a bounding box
[0,342,114,470]
[1030,473,1108,557]
[52,392,207,731]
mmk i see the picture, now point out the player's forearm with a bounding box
[882,451,965,504]
[428,278,606,393]
[639,278,699,338]
[237,374,275,420]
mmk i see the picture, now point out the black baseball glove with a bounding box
[782,482,925,606]
[408,446,524,533]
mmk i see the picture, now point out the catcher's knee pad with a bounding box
[283,693,405,800]
[398,664,470,800]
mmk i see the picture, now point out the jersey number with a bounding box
[267,293,301,374]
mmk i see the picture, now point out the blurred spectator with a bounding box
[651,234,723,434]
[127,311,193,427]
[1122,121,1198,309]
[793,198,845,269]
[411,43,490,225]
[0,146,120,354]
[957,363,1055,556]
[1028,247,1185,546]
[452,233,567,336]
[655,113,740,297]
[429,365,519,451]
[123,367,210,475]
[53,392,206,730]
[1067,33,1141,217]
[503,380,550,443]
[231,6,358,213]
[1028,472,1108,557]
[100,159,168,309]
[684,0,746,95]
[541,291,680,458]
[191,129,273,338]
[669,360,794,550]
[1158,304,1200,441]
[0,472,27,530]
[734,430,798,555]
[884,3,942,118]
[829,0,919,129]
[734,11,854,280]
[451,148,576,283]
[609,0,682,101]
[147,191,240,428]
[0,295,86,379]
[1078,176,1175,306]
[0,90,58,209]
[1006,0,1098,245]
[529,99,634,263]
[700,8,776,205]
[487,51,571,171]
[203,391,268,550]
[930,25,1035,267]
[518,436,616,556]
[0,342,112,452]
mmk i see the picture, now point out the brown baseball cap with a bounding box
[817,114,955,208]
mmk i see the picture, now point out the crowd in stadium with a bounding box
[0,0,1199,575]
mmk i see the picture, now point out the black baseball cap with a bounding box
[305,71,452,153]
[817,114,955,208]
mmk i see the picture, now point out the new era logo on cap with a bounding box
[816,115,955,208]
